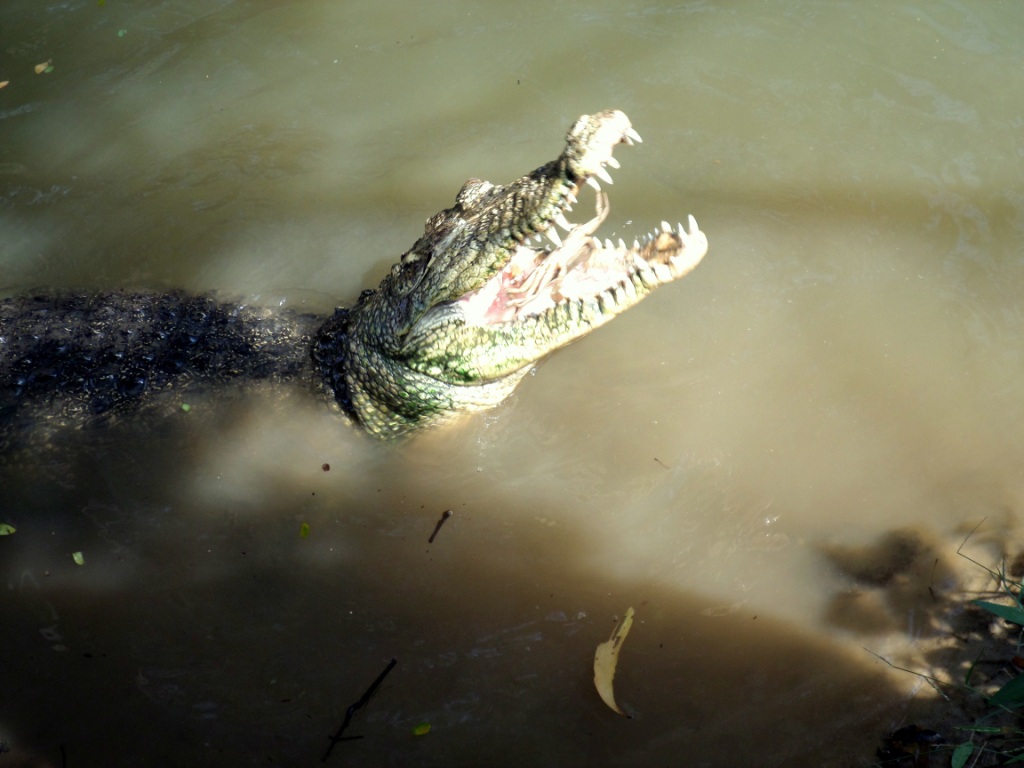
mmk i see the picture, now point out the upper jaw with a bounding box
[454,110,707,326]
[529,109,643,250]
[395,108,707,336]
[562,109,643,186]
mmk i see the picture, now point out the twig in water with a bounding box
[322,658,397,761]
[428,510,453,543]
[864,648,952,702]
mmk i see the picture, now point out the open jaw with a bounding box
[328,108,711,437]
[458,182,709,328]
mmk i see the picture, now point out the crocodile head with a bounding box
[314,110,708,438]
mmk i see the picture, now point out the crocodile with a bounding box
[0,110,708,444]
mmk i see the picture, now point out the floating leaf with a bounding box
[594,606,634,716]
[72,551,85,565]
[34,61,52,75]
[117,29,127,38]
[181,403,191,412]
[0,523,16,535]
[299,522,310,538]
[412,722,431,736]
[0,81,9,90]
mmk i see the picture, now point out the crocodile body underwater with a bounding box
[0,110,708,444]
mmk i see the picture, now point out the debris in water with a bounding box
[0,523,15,535]
[34,61,53,75]
[412,722,431,736]
[299,522,310,538]
[594,606,634,716]
[72,551,85,565]
[0,81,9,90]
[322,658,397,761]
[428,510,453,543]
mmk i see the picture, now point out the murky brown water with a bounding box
[3,1,1024,765]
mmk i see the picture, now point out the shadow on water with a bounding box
[0,401,1012,767]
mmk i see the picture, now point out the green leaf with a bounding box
[299,522,310,538]
[973,599,1024,626]
[951,742,974,768]
[412,722,430,736]
[990,674,1024,708]
[72,551,85,566]
[0,523,15,535]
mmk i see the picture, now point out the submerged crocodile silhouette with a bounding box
[0,110,708,444]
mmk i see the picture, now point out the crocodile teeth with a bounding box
[606,157,621,170]
[553,211,573,232]
[546,226,562,247]
[677,214,700,246]
[653,262,673,282]
[660,220,672,233]
[625,127,643,144]
[633,238,640,250]
[594,165,614,185]
[566,191,579,206]
[604,238,614,249]
[586,176,602,192]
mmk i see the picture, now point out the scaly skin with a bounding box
[321,109,708,437]
[0,110,708,444]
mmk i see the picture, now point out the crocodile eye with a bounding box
[455,179,494,207]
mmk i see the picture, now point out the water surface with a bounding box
[2,1,1023,765]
